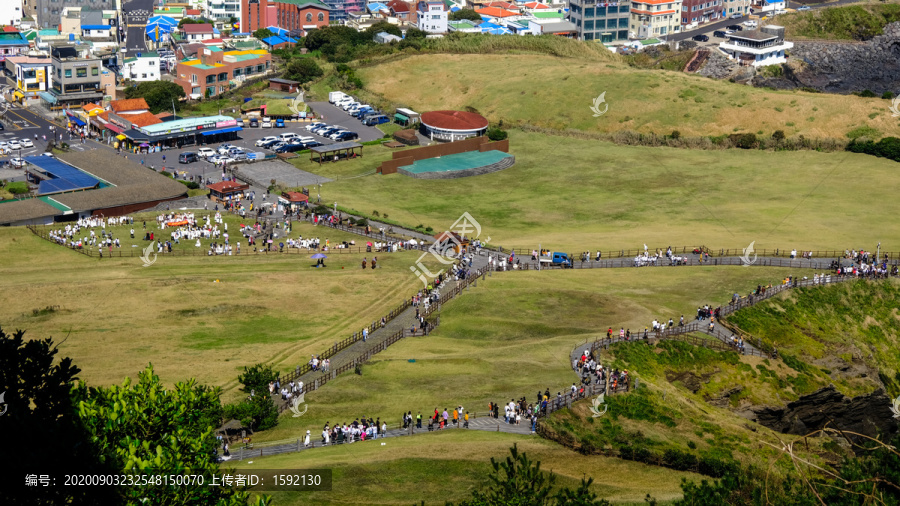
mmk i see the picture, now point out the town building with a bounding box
[386,0,415,24]
[240,0,330,34]
[33,0,115,29]
[0,0,24,26]
[321,0,365,21]
[722,0,749,17]
[43,45,104,108]
[758,0,784,12]
[719,24,792,66]
[681,0,721,28]
[630,0,681,39]
[208,0,241,21]
[420,110,488,142]
[567,0,632,43]
[181,23,216,41]
[122,51,161,82]
[5,55,53,102]
[0,31,30,63]
[173,47,272,99]
[414,0,448,33]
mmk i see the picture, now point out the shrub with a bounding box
[772,130,786,141]
[858,89,876,97]
[178,180,200,190]
[487,126,508,141]
[670,130,681,140]
[6,181,29,194]
[356,218,369,227]
[883,91,894,99]
[729,133,759,149]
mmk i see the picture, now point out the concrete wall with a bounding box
[397,155,515,179]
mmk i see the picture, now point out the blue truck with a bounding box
[539,252,572,268]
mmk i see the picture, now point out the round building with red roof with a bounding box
[420,110,489,142]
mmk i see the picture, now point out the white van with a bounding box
[278,132,300,141]
[329,91,346,103]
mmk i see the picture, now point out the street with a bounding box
[123,0,155,57]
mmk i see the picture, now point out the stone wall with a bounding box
[754,22,900,93]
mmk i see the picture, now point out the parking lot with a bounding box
[115,100,388,181]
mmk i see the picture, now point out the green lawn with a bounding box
[306,129,900,252]
[231,431,701,505]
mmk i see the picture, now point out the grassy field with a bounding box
[0,223,435,400]
[255,265,800,442]
[306,130,900,252]
[231,431,700,505]
[357,53,899,139]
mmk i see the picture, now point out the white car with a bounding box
[797,5,811,10]
[40,152,54,157]
[19,138,33,148]
[0,141,8,150]
[730,13,742,19]
[10,157,27,167]
[256,136,278,147]
[8,140,22,150]
[743,20,757,27]
[217,143,237,155]
[306,122,326,131]
[197,147,217,158]
[261,120,272,128]
[328,131,350,140]
[208,155,235,164]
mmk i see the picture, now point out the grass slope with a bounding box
[312,130,900,251]
[779,1,900,41]
[725,278,900,397]
[231,431,700,505]
[0,224,433,399]
[357,53,898,138]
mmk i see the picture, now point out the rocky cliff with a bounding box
[742,386,898,445]
[753,22,900,93]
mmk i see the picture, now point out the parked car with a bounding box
[278,132,300,142]
[713,30,728,38]
[197,147,217,158]
[217,144,237,155]
[261,120,272,128]
[259,139,282,149]
[742,20,757,27]
[236,118,245,127]
[256,136,279,147]
[8,140,22,150]
[726,24,743,31]
[306,122,326,131]
[231,152,248,161]
[275,144,305,153]
[328,130,350,140]
[249,118,259,127]
[312,125,335,135]
[797,5,810,10]
[335,132,359,141]
[329,91,347,103]
[208,155,235,164]
[179,152,199,164]
[692,34,709,42]
[363,114,390,126]
[19,138,33,148]
[10,157,27,167]
[730,12,743,18]
[275,118,285,128]
[301,141,323,149]
[353,107,374,119]
[319,128,342,138]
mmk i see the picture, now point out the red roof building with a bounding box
[420,110,489,142]
[207,181,251,200]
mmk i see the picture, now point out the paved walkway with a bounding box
[226,414,533,462]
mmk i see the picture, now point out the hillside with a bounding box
[725,278,900,398]
[356,53,896,139]
[779,1,900,41]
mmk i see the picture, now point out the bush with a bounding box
[179,180,200,190]
[772,130,786,141]
[663,448,698,471]
[487,126,508,141]
[883,91,894,99]
[670,130,681,140]
[356,218,368,227]
[729,133,759,149]
[6,181,29,194]
[858,89,877,98]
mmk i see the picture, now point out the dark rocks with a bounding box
[753,22,900,94]
[744,386,899,445]
[707,385,744,408]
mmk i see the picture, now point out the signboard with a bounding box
[109,112,133,130]
[36,70,45,83]
[215,119,237,128]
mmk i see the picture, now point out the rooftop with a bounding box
[0,32,29,45]
[182,23,214,34]
[110,98,150,113]
[421,110,489,130]
[730,29,779,41]
[138,115,234,135]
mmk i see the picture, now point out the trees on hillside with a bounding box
[284,57,324,84]
[253,28,275,40]
[124,81,186,113]
[450,8,482,21]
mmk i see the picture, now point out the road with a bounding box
[123,0,156,57]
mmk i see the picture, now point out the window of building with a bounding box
[585,7,594,16]
[26,82,41,90]
[191,73,198,84]
[76,67,87,77]
[218,72,228,81]
[207,86,215,96]
[306,12,312,21]
[192,86,200,95]
[91,67,98,76]
[585,20,593,29]
[619,5,628,12]
[318,12,324,21]
[141,73,147,78]
[256,64,264,73]
[219,85,225,93]
[619,17,627,27]
[64,69,72,78]
[206,74,215,84]
[23,69,36,79]
[595,19,605,29]
[64,83,81,93]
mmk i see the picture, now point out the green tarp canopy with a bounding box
[394,113,408,122]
